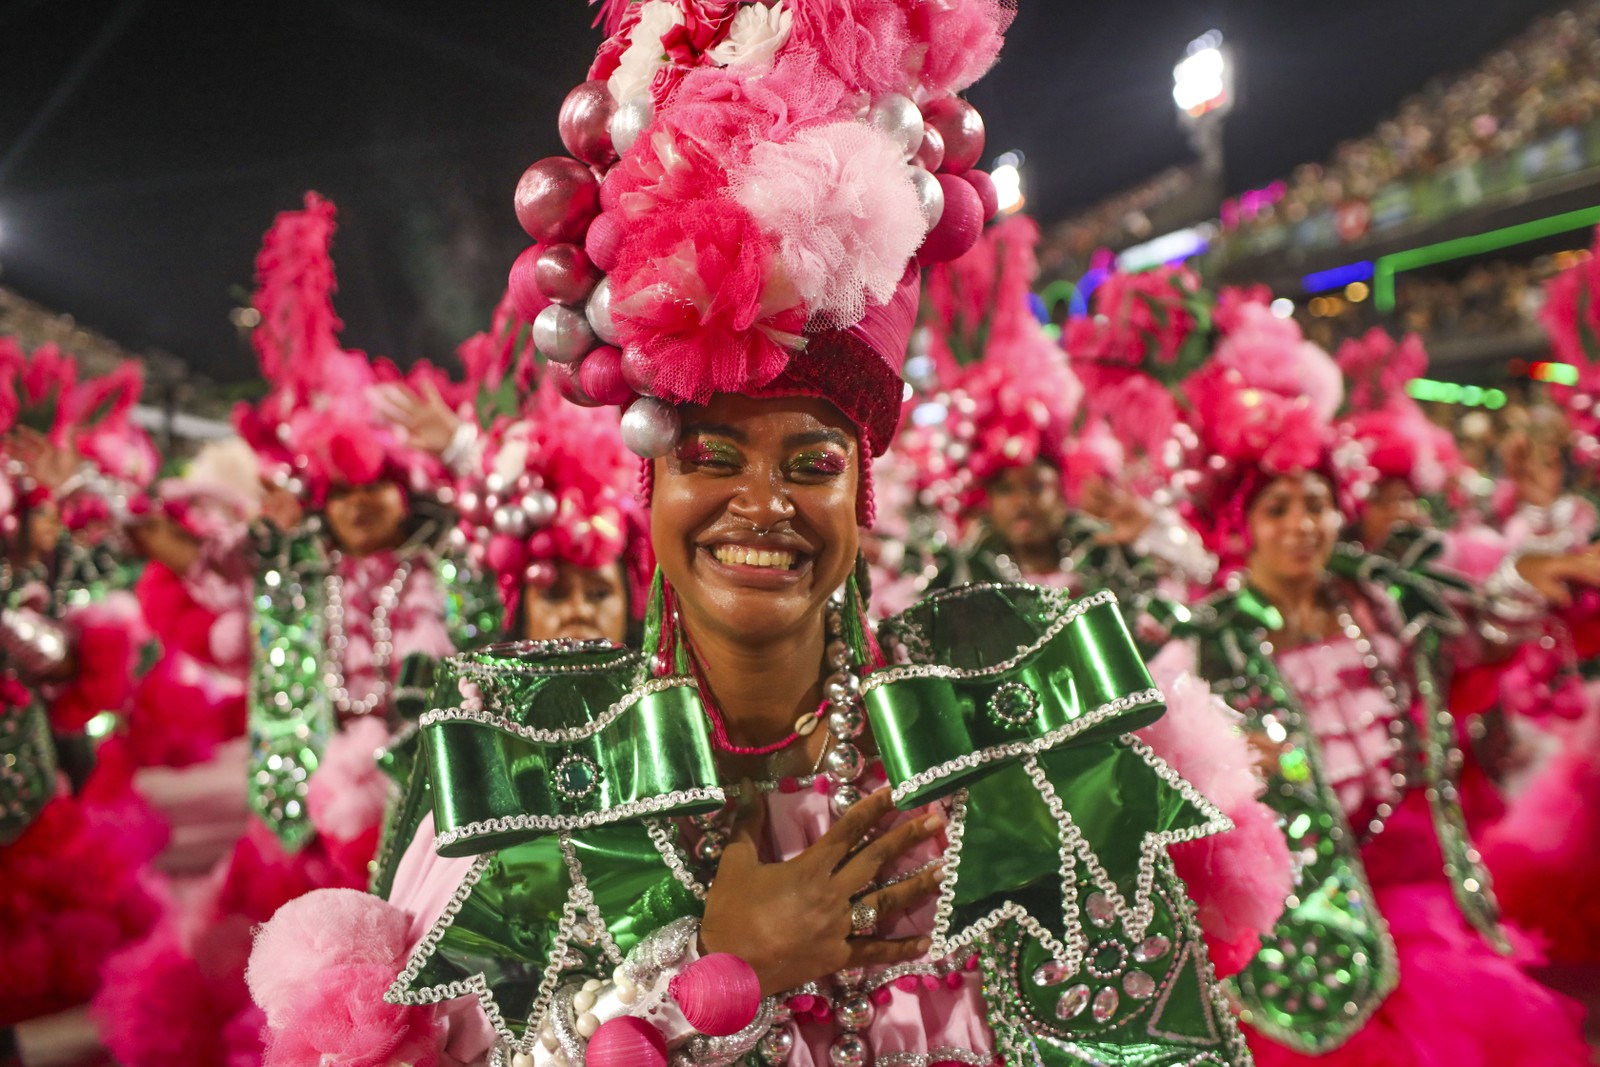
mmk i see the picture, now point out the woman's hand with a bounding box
[10,427,77,492]
[700,786,946,997]
[1081,479,1153,546]
[1245,731,1286,778]
[371,381,462,457]
[1515,547,1600,607]
[260,483,304,532]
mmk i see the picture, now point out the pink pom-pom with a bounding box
[509,245,552,323]
[964,169,999,221]
[923,97,986,174]
[305,717,393,844]
[668,953,761,1037]
[1170,801,1293,979]
[514,157,600,244]
[584,212,626,273]
[586,1016,667,1067]
[1136,663,1260,813]
[246,889,410,1029]
[578,346,635,406]
[917,173,983,264]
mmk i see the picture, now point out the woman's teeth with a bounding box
[712,545,797,570]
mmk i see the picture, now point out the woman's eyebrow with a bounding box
[681,422,747,442]
[783,428,851,450]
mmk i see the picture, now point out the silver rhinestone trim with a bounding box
[421,674,693,744]
[432,785,726,851]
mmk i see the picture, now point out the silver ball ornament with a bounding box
[585,277,621,345]
[910,166,946,228]
[836,994,874,1031]
[827,640,851,670]
[825,743,865,783]
[532,303,597,364]
[693,831,727,864]
[520,490,558,527]
[492,505,530,538]
[484,472,509,495]
[609,95,654,154]
[867,92,926,159]
[757,1027,795,1064]
[824,671,860,706]
[830,783,863,816]
[827,704,866,741]
[828,1032,870,1067]
[620,397,682,457]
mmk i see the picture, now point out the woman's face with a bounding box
[985,461,1067,554]
[1358,477,1420,547]
[523,559,628,644]
[651,394,860,648]
[324,480,408,557]
[1246,473,1341,584]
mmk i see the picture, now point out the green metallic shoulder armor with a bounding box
[389,585,1249,1065]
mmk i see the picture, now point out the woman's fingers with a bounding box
[719,779,766,872]
[856,862,944,927]
[835,806,945,889]
[810,787,896,869]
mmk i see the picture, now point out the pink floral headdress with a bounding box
[509,0,1015,475]
[457,376,649,621]
[904,215,1084,517]
[1331,328,1462,512]
[234,193,462,506]
[1178,307,1343,568]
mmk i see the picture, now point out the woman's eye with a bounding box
[680,442,741,470]
[586,585,615,603]
[785,451,847,480]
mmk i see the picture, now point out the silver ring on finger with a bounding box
[850,900,878,937]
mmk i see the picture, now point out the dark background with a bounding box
[0,0,1562,380]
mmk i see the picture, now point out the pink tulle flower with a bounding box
[1211,301,1342,421]
[610,198,806,404]
[306,718,394,845]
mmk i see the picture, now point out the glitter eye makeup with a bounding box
[678,439,741,468]
[785,449,848,477]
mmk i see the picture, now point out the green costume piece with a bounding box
[385,582,1251,1066]
[1178,540,1504,1054]
[248,524,501,850]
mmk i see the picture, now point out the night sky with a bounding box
[0,0,1564,381]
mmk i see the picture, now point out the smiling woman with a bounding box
[244,4,1259,1066]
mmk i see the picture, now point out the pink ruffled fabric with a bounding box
[0,739,166,1026]
[331,550,454,719]
[49,591,151,734]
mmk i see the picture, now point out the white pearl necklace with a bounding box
[323,551,413,718]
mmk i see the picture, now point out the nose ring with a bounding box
[749,522,772,537]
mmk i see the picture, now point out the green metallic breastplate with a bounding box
[386,583,1250,1067]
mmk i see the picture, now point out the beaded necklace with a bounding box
[323,550,413,718]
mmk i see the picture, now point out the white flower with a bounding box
[707,1,791,69]
[491,435,531,487]
[608,0,685,103]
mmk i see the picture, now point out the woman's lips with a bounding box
[698,544,812,589]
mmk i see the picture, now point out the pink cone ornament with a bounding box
[535,243,601,306]
[917,173,984,264]
[668,954,762,1037]
[620,397,681,457]
[923,97,986,174]
[533,303,597,364]
[559,80,618,168]
[514,157,600,244]
[584,1017,667,1067]
[584,212,625,273]
[867,93,925,160]
[965,169,1000,221]
[508,244,553,322]
[585,278,621,345]
[910,167,946,228]
[608,95,654,155]
[914,123,946,172]
[547,360,600,407]
[578,346,636,406]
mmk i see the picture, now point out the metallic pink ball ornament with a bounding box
[524,559,558,588]
[584,211,626,272]
[585,277,622,345]
[514,157,600,244]
[909,167,946,228]
[913,123,946,172]
[922,97,986,174]
[508,244,553,322]
[559,80,618,168]
[916,172,984,264]
[578,345,636,406]
[866,92,925,160]
[534,243,601,306]
[547,360,601,407]
[609,95,654,155]
[621,397,681,458]
[964,168,1000,220]
[620,345,657,394]
[533,303,597,364]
